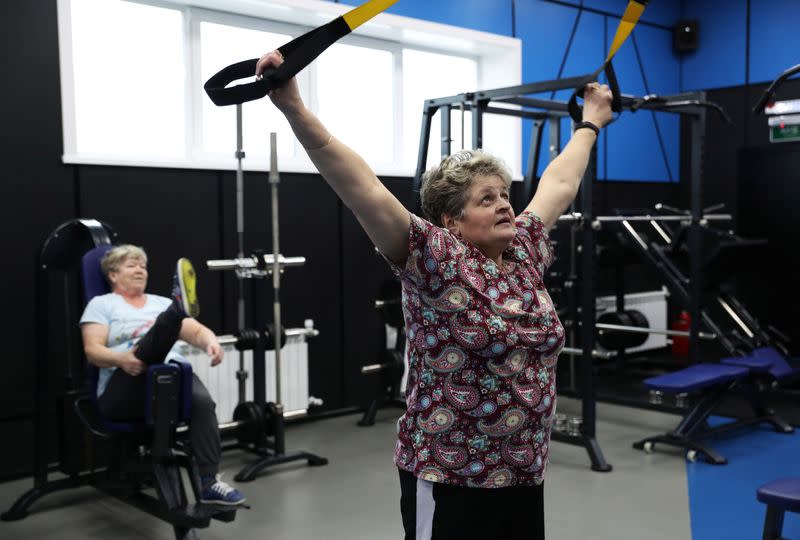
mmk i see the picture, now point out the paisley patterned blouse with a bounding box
[385,211,565,488]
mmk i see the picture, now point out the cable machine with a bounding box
[412,75,725,471]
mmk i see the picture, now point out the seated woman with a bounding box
[79,245,245,506]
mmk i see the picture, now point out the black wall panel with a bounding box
[739,144,800,353]
[251,173,345,410]
[79,166,225,332]
[340,177,415,410]
[0,0,76,478]
[701,79,800,226]
[697,80,800,354]
[695,88,748,219]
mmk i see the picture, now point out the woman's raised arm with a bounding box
[527,83,613,231]
[258,51,411,265]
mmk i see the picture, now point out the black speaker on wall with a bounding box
[674,19,699,52]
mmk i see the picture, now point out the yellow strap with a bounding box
[342,0,399,30]
[605,0,647,62]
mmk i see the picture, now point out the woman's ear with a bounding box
[441,213,460,236]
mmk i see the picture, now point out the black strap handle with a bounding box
[567,61,623,124]
[204,18,350,106]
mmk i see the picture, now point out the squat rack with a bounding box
[412,75,718,472]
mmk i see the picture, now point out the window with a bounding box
[68,0,185,158]
[316,42,395,164]
[198,19,296,162]
[58,0,522,176]
[402,49,478,170]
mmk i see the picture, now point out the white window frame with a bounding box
[57,0,522,177]
[188,8,312,165]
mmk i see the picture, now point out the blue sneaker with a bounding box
[172,258,199,318]
[200,474,246,506]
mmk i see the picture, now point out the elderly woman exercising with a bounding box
[258,49,612,539]
[80,247,245,506]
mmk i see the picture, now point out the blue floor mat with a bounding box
[687,417,800,540]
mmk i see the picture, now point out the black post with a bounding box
[549,117,561,164]
[688,102,706,363]
[471,97,485,149]
[412,103,436,211]
[523,120,544,204]
[272,404,286,455]
[440,104,452,158]
[251,251,267,405]
[578,144,611,472]
[579,146,597,437]
[34,260,49,487]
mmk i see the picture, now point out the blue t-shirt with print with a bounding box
[80,293,183,396]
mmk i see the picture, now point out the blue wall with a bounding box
[337,0,514,36]
[748,0,800,85]
[604,18,680,182]
[680,0,747,90]
[340,0,682,183]
[681,0,800,90]
[340,0,800,181]
[341,0,682,183]
[515,0,681,182]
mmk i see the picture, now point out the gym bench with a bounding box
[633,347,798,464]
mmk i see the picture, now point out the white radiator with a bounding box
[178,334,310,422]
[595,287,669,353]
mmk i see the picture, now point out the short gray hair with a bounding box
[420,150,512,227]
[101,244,148,280]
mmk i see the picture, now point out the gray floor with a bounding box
[0,398,691,539]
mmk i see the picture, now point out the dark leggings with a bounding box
[98,304,221,477]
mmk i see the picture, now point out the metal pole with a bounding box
[236,104,245,260]
[412,103,436,213]
[594,322,716,340]
[523,120,544,202]
[472,96,484,149]
[551,118,579,391]
[561,347,613,360]
[216,327,319,347]
[689,104,707,362]
[549,117,561,163]
[269,132,283,407]
[441,104,452,158]
[207,255,306,271]
[557,213,732,223]
[34,261,48,487]
[235,104,248,404]
[460,102,465,150]
[579,145,597,440]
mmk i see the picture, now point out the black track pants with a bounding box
[399,468,545,540]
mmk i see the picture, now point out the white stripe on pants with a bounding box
[416,477,435,540]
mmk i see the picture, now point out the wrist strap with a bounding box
[574,121,600,136]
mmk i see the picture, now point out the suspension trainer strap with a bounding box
[204,0,398,106]
[567,0,648,123]
[752,63,800,115]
